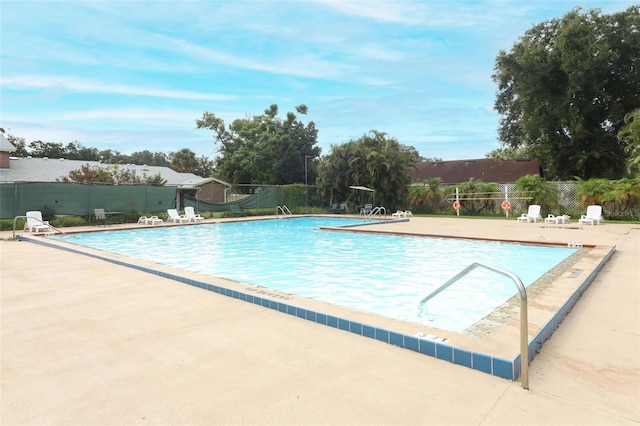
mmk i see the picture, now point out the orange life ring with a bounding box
[501,200,512,211]
[452,201,461,210]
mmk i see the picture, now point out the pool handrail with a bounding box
[419,262,529,390]
[362,206,386,221]
[13,215,66,238]
[276,205,292,218]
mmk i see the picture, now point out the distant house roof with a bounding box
[409,158,542,184]
[0,157,230,187]
[0,132,16,152]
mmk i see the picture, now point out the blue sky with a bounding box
[1,0,635,161]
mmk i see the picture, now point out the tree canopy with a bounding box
[618,108,640,176]
[6,134,213,176]
[57,163,149,185]
[493,6,640,180]
[196,104,321,185]
[316,131,418,210]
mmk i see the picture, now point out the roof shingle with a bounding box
[409,159,542,184]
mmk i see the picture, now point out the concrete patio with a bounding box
[1,216,638,425]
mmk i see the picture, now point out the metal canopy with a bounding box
[349,185,375,192]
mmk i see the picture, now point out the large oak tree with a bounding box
[493,6,640,180]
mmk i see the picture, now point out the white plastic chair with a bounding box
[578,205,604,225]
[544,214,570,224]
[184,206,204,222]
[517,205,541,223]
[167,209,190,223]
[391,210,412,218]
[25,211,52,232]
[138,215,164,225]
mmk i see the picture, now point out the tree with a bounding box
[407,183,428,212]
[98,149,129,164]
[514,174,559,211]
[407,177,444,213]
[576,178,613,206]
[493,6,640,180]
[57,164,145,184]
[196,104,321,184]
[577,177,640,219]
[63,141,100,161]
[316,131,418,210]
[6,134,28,156]
[194,155,215,178]
[28,140,66,159]
[601,177,640,218]
[486,146,532,160]
[423,177,445,212]
[146,173,167,186]
[618,108,640,176]
[129,150,170,167]
[170,148,199,173]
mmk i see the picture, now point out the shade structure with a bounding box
[349,185,375,192]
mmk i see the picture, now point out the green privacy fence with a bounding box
[0,182,177,219]
[183,185,320,213]
[183,185,286,212]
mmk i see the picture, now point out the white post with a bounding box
[456,187,460,217]
[505,186,509,218]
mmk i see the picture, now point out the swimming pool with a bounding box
[51,217,577,333]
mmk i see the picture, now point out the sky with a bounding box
[1,0,636,161]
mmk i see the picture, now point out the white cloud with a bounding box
[1,75,236,101]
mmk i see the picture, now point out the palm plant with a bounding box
[317,131,416,210]
[618,108,640,177]
[514,174,559,211]
[600,177,640,218]
[576,178,613,207]
[408,184,428,212]
[452,179,499,215]
[424,177,444,212]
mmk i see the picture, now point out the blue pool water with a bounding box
[51,217,577,332]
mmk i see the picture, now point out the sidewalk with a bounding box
[1,217,638,425]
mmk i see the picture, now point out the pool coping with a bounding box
[19,220,616,383]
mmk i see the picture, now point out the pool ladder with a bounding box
[362,206,386,221]
[276,205,292,218]
[419,262,529,390]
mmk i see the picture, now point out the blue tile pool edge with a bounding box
[19,235,616,383]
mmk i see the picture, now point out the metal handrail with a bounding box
[275,205,292,218]
[419,262,529,389]
[362,206,386,221]
[13,215,65,238]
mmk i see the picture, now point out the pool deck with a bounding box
[1,216,638,425]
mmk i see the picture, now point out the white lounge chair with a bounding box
[167,209,190,223]
[184,206,204,222]
[25,211,52,232]
[138,215,164,225]
[544,214,570,224]
[391,210,412,218]
[578,205,604,225]
[517,205,541,223]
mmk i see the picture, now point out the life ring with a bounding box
[501,200,512,211]
[452,201,461,210]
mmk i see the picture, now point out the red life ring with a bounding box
[501,200,512,211]
[452,201,461,210]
